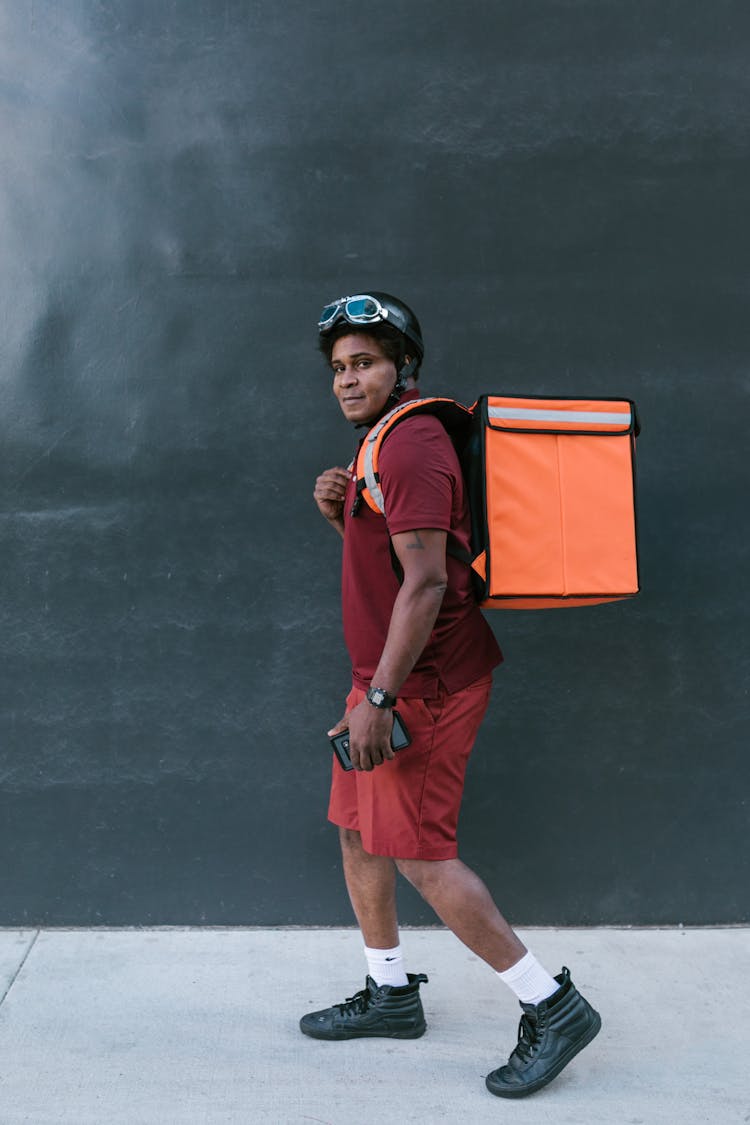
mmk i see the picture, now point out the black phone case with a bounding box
[330,710,411,771]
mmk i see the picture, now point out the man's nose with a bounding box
[339,366,357,384]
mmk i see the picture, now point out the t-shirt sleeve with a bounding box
[378,416,457,536]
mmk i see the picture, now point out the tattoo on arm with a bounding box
[405,531,425,550]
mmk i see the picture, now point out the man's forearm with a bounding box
[370,578,447,695]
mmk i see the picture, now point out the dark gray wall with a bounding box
[1,1,747,925]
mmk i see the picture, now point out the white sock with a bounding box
[497,951,559,1005]
[364,944,409,988]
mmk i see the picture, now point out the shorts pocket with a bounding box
[417,694,445,725]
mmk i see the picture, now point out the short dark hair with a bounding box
[319,322,419,378]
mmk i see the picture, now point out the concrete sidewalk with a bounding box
[0,927,747,1124]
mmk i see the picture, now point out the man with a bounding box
[301,292,601,1098]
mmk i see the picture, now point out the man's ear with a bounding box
[399,354,418,379]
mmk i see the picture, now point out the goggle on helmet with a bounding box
[318,292,425,375]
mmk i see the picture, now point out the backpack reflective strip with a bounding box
[362,440,385,513]
[488,406,631,426]
[360,403,410,514]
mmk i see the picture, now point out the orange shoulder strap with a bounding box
[352,398,470,517]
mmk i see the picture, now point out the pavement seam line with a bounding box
[0,931,40,1008]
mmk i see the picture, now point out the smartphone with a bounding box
[330,710,411,771]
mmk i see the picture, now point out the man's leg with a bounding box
[298,828,428,1040]
[394,856,526,970]
[339,826,399,948]
[395,855,563,995]
[396,855,601,1099]
[339,826,411,986]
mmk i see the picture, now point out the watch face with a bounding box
[368,687,394,708]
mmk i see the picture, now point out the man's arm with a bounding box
[370,528,448,692]
[343,527,448,771]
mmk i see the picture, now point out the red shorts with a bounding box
[327,674,493,860]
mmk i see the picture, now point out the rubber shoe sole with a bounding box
[299,1019,426,1041]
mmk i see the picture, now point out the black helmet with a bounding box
[318,291,424,385]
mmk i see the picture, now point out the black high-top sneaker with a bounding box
[300,973,428,1041]
[485,967,601,1098]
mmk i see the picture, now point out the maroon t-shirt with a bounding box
[341,391,503,698]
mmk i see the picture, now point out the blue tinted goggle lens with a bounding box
[345,297,381,320]
[319,302,342,326]
[318,294,387,331]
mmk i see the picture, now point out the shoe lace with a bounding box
[335,988,371,1019]
[512,1009,546,1062]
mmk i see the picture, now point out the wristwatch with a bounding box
[366,686,397,709]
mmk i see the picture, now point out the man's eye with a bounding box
[357,360,371,368]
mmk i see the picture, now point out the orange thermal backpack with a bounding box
[352,394,640,609]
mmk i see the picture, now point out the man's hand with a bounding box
[314,467,350,530]
[328,701,395,772]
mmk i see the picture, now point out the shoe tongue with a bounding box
[365,975,381,994]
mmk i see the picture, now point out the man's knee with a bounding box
[396,856,447,893]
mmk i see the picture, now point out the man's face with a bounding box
[331,332,400,425]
